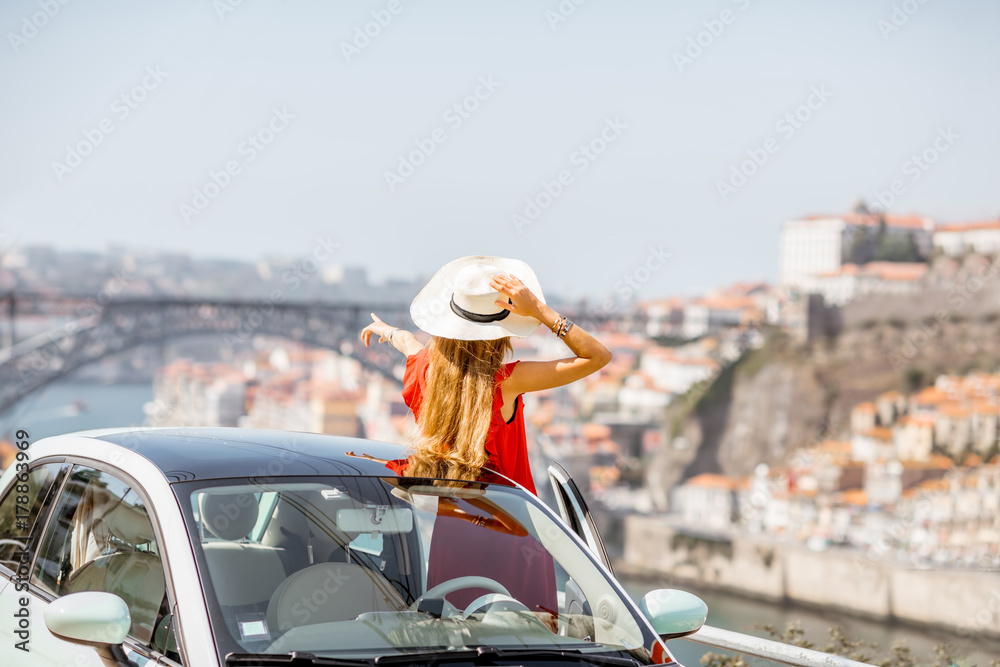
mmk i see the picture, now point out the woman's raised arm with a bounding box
[489,274,612,395]
[360,313,425,357]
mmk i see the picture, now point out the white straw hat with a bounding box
[410,255,545,340]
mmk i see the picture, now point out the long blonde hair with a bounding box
[405,335,513,481]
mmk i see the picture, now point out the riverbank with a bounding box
[623,515,1000,645]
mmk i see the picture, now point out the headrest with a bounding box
[104,502,156,545]
[200,492,260,541]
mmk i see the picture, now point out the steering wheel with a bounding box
[0,539,27,554]
[409,576,511,612]
[461,593,533,620]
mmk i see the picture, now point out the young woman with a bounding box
[360,255,612,494]
[359,256,611,618]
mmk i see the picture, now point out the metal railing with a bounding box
[686,624,877,667]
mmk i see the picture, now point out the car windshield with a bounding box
[174,475,657,664]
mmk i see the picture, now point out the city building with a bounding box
[639,346,718,395]
[933,220,1000,257]
[778,213,933,291]
[806,262,927,306]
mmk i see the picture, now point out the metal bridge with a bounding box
[0,293,412,416]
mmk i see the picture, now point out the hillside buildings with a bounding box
[778,213,933,291]
[933,220,1000,257]
[668,371,1000,568]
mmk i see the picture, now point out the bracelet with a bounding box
[386,328,398,346]
[552,315,566,335]
[559,320,574,339]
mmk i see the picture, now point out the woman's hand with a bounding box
[490,274,544,322]
[360,313,395,347]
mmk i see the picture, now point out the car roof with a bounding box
[75,427,411,482]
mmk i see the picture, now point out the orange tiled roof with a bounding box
[685,473,736,490]
[936,220,1000,233]
[798,213,931,229]
[839,488,868,506]
[963,454,982,467]
[582,423,612,440]
[939,403,972,418]
[854,402,876,414]
[844,213,932,229]
[913,388,948,405]
[690,296,759,311]
[817,440,851,454]
[930,454,955,469]
[818,262,927,281]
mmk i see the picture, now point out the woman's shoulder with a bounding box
[402,348,431,411]
[404,348,430,381]
[496,359,520,382]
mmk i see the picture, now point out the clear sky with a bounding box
[1,0,997,301]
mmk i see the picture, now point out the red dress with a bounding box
[395,348,536,494]
[391,348,556,612]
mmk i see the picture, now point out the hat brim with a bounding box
[410,256,545,340]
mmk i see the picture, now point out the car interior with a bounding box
[182,478,648,659]
[193,482,418,649]
[28,466,177,654]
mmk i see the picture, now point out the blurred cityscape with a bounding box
[2,205,999,636]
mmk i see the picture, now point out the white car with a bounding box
[0,427,707,667]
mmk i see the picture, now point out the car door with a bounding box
[20,463,181,667]
[547,462,614,574]
[0,461,71,666]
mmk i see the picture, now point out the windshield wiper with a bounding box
[226,652,373,667]
[373,646,641,666]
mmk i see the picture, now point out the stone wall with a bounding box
[623,515,1000,639]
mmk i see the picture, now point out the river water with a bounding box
[4,382,1000,665]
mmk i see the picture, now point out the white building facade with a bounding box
[933,221,1000,257]
[779,214,933,291]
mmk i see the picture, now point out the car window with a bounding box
[0,463,68,572]
[29,465,169,647]
[176,477,655,665]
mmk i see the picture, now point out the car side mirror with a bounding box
[43,591,138,667]
[639,588,708,640]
